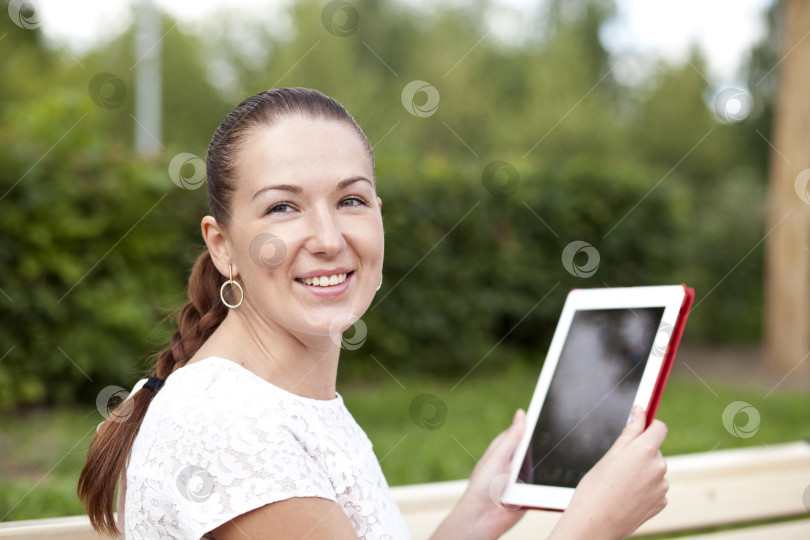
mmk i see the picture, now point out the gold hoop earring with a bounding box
[220,265,244,309]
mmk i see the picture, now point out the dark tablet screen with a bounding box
[517,307,665,488]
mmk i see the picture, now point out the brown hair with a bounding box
[77,88,374,536]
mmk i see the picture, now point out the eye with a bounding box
[265,202,296,215]
[339,196,368,208]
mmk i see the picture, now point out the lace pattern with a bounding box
[125,357,411,539]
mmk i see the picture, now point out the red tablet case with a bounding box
[644,284,695,426]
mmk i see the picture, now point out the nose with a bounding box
[303,203,346,256]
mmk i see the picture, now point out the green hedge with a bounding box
[0,95,205,408]
[353,154,692,375]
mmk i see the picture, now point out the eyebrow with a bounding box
[338,176,374,190]
[251,176,374,201]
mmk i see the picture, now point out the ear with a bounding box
[201,216,233,278]
[376,196,382,210]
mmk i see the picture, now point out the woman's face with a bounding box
[220,115,383,341]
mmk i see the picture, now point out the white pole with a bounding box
[133,0,162,157]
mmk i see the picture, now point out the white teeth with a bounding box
[301,273,347,287]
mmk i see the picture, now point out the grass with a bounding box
[0,407,101,521]
[344,363,810,485]
[1,361,808,522]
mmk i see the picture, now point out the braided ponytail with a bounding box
[77,251,225,536]
[78,88,374,537]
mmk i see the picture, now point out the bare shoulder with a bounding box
[116,468,126,538]
[210,497,358,540]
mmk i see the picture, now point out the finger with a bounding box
[506,409,526,451]
[499,410,526,455]
[608,405,646,453]
[482,409,526,464]
[512,408,526,431]
[638,419,668,450]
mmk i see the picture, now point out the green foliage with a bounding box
[352,155,691,375]
[0,94,206,407]
[76,13,233,155]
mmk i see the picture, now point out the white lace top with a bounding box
[124,356,411,539]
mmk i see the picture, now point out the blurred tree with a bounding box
[747,0,782,173]
[763,0,810,373]
[77,10,232,156]
[0,2,53,113]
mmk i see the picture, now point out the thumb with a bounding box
[481,409,526,465]
[506,409,526,451]
[609,405,646,453]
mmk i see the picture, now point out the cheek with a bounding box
[238,232,292,278]
[354,221,385,262]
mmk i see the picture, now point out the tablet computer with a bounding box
[501,284,694,511]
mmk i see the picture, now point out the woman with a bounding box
[78,88,668,539]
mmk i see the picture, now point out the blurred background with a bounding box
[1,0,808,522]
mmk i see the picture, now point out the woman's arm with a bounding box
[211,497,359,539]
[116,468,126,540]
[433,406,668,540]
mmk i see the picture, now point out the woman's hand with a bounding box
[551,406,669,540]
[431,410,528,540]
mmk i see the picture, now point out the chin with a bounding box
[286,309,363,342]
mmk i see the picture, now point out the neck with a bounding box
[200,309,341,401]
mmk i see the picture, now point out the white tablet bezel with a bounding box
[501,285,687,511]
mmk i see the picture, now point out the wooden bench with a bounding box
[2,442,809,539]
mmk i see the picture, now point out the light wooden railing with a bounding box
[2,442,809,539]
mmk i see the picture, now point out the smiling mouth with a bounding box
[295,272,352,287]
